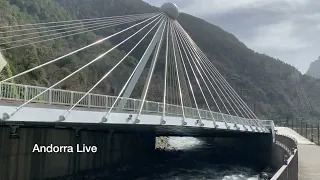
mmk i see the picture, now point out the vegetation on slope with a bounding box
[0,0,138,95]
[0,0,319,121]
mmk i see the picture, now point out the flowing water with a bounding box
[106,137,274,180]
[53,137,274,180]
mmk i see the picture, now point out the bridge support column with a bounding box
[212,133,273,166]
[116,20,166,112]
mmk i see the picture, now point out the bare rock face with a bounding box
[0,51,7,72]
[306,56,320,79]
[155,136,170,149]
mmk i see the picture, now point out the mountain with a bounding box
[306,57,320,78]
[1,0,320,121]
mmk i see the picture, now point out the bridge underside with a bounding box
[0,123,273,180]
[0,105,273,180]
[0,103,267,137]
[1,121,264,137]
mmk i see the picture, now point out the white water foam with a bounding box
[164,137,261,180]
[136,165,260,180]
[167,137,203,150]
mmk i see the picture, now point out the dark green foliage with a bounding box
[176,12,320,121]
[0,0,319,121]
[0,0,137,95]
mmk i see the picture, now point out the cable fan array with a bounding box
[0,13,157,50]
[0,12,267,132]
[171,22,265,131]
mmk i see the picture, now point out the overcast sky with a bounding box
[144,0,320,73]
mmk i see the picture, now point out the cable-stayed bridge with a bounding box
[0,3,272,135]
[0,3,302,180]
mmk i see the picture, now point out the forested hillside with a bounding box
[0,0,141,94]
[0,0,319,121]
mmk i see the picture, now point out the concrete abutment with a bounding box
[201,133,274,168]
[0,126,155,180]
[0,124,287,179]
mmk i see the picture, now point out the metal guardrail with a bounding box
[261,120,276,141]
[271,134,298,180]
[0,82,269,130]
[261,120,275,128]
[275,117,320,146]
[275,141,292,156]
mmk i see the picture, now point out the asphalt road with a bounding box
[298,144,320,180]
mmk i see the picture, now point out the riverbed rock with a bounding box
[156,136,170,149]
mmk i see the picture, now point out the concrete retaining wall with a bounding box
[0,124,296,180]
[270,135,299,180]
[0,126,155,180]
[203,133,273,168]
[201,132,298,179]
[269,144,287,170]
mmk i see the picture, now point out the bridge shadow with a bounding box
[45,135,276,180]
[40,132,275,180]
[0,123,273,180]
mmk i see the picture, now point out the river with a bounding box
[52,137,274,180]
[102,137,274,180]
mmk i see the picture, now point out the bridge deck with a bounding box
[0,82,271,134]
[0,102,267,137]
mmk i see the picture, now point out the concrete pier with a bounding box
[0,126,155,180]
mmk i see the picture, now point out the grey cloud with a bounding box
[145,0,192,9]
[201,8,286,39]
[144,0,320,73]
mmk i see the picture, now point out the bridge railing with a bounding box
[261,119,275,127]
[0,82,265,128]
[275,117,320,146]
[271,134,298,180]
